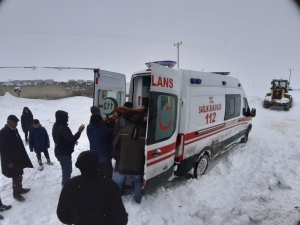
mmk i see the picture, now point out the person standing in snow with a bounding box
[52,110,85,186]
[0,115,33,202]
[21,107,33,144]
[87,114,114,179]
[0,197,12,220]
[57,150,128,225]
[113,114,146,204]
[29,119,53,171]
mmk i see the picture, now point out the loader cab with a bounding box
[270,79,289,100]
[271,80,288,92]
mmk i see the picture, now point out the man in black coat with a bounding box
[0,115,33,202]
[57,150,128,225]
[52,110,85,186]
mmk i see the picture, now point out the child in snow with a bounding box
[21,107,34,144]
[29,119,53,170]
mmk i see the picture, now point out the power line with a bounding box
[0,66,98,71]
[0,29,175,44]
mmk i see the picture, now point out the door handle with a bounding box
[151,149,161,157]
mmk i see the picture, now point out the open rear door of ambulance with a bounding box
[93,69,126,119]
[142,63,180,193]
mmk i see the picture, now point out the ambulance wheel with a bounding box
[194,155,209,178]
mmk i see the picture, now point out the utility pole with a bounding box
[174,41,182,68]
[288,69,294,84]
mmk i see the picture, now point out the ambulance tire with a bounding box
[194,155,209,178]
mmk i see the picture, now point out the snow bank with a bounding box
[0,89,300,224]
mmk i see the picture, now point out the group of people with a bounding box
[0,102,148,224]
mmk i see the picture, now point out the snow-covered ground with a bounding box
[0,88,300,225]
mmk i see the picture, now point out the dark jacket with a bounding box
[87,123,113,164]
[113,117,132,141]
[57,152,128,225]
[21,107,33,132]
[29,125,50,153]
[0,125,33,178]
[52,111,81,156]
[113,125,146,175]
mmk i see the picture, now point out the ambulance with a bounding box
[93,61,256,193]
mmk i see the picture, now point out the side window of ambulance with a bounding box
[225,94,241,120]
[147,92,177,145]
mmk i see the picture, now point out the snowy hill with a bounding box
[0,89,300,224]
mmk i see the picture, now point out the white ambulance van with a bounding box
[93,61,256,193]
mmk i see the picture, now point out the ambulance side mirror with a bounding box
[250,108,256,117]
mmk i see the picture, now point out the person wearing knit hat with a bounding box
[57,150,128,225]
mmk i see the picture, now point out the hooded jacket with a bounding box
[21,107,33,132]
[29,124,50,153]
[52,110,81,156]
[113,125,146,175]
[0,125,33,178]
[57,150,128,225]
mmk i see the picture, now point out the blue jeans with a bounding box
[56,155,72,186]
[114,172,142,203]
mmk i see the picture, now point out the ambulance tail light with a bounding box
[94,69,100,85]
[175,133,185,162]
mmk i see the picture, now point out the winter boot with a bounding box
[46,159,53,165]
[0,205,12,212]
[13,194,25,202]
[38,160,44,171]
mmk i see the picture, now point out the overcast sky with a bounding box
[0,0,300,92]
